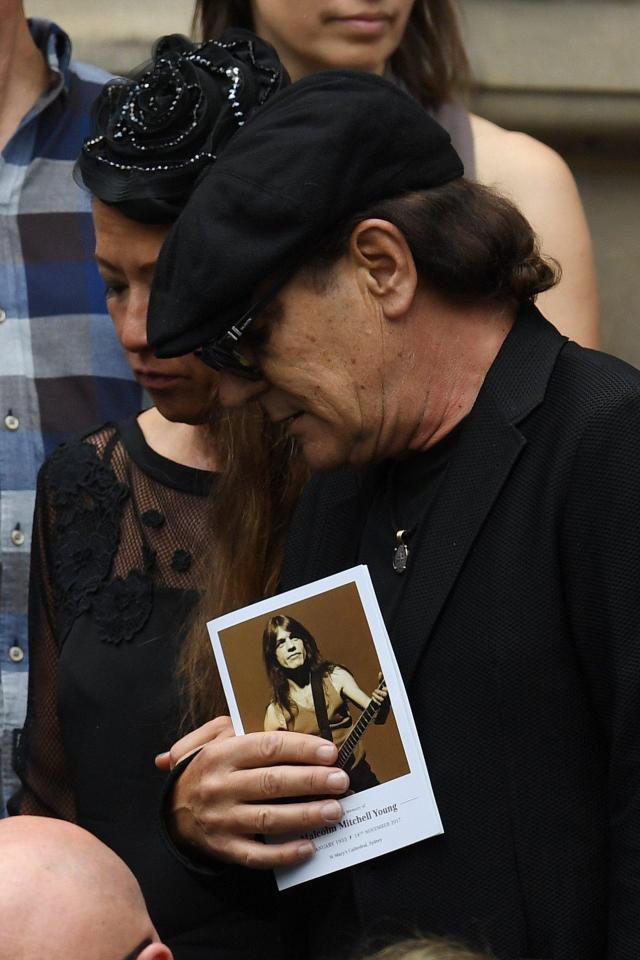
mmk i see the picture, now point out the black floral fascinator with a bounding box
[75,29,289,223]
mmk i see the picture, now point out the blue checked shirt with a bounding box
[0,19,142,811]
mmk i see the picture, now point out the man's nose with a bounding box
[216,370,267,407]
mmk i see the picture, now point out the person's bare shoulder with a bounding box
[472,114,568,190]
[470,114,600,346]
[328,665,352,685]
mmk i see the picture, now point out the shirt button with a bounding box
[10,528,25,546]
[4,414,19,431]
[9,646,24,663]
[0,307,6,322]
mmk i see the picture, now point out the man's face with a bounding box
[217,259,389,471]
[274,626,306,670]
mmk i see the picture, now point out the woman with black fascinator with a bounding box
[11,31,306,959]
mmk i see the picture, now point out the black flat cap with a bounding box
[148,70,464,357]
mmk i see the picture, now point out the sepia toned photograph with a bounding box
[208,566,442,889]
[215,580,410,793]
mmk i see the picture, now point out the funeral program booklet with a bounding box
[207,564,442,890]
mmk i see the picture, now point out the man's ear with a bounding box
[139,943,173,960]
[348,218,418,319]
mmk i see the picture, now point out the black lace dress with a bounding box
[11,418,282,959]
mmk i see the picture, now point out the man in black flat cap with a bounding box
[149,72,640,960]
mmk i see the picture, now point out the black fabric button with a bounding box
[171,549,192,573]
[142,509,165,529]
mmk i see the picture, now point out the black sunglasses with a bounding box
[196,267,299,380]
[121,937,152,960]
[198,312,263,381]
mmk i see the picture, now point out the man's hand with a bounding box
[157,716,348,870]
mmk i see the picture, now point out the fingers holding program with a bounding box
[167,723,348,869]
[155,715,235,771]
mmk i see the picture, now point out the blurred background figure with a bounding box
[0,816,172,960]
[362,938,492,960]
[193,0,600,348]
[0,1,141,813]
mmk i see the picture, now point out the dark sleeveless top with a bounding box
[433,100,476,178]
[386,69,476,177]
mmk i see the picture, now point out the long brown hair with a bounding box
[179,406,309,730]
[193,1,470,107]
[262,614,333,725]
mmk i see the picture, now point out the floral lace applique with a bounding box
[47,439,128,528]
[93,569,153,645]
[47,438,140,646]
[47,434,196,648]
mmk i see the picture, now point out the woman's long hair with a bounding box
[262,614,333,726]
[179,410,309,731]
[193,1,470,108]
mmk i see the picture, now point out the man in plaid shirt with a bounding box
[0,8,142,811]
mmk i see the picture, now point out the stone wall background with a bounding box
[25,0,640,364]
[462,1,640,365]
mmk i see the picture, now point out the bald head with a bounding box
[0,818,172,960]
[367,938,491,960]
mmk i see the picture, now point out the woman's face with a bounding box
[250,0,415,80]
[274,626,307,670]
[93,200,219,425]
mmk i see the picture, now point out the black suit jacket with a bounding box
[279,306,640,960]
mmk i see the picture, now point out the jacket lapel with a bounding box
[392,306,567,684]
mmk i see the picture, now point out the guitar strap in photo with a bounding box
[311,670,333,742]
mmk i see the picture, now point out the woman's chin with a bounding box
[152,396,216,426]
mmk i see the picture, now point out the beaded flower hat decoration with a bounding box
[75,29,289,223]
